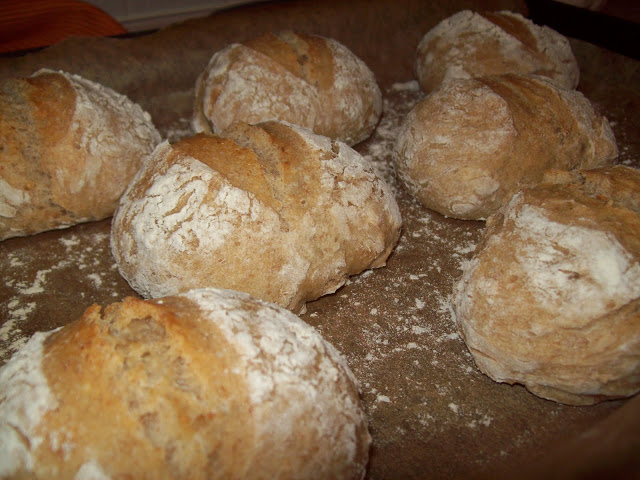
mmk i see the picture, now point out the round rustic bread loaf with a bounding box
[0,69,161,241]
[192,30,382,146]
[0,288,371,479]
[452,165,640,405]
[415,10,579,93]
[111,121,401,313]
[393,73,617,220]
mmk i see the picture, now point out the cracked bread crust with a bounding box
[0,288,371,479]
[111,121,401,313]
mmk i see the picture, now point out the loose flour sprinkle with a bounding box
[301,82,582,469]
[0,80,619,476]
[1,225,133,364]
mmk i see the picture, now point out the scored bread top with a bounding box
[415,10,579,92]
[193,31,382,146]
[111,121,401,312]
[393,73,617,220]
[244,30,335,90]
[0,69,161,240]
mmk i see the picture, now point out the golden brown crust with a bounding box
[480,12,539,51]
[0,289,371,479]
[173,133,280,210]
[36,298,255,478]
[393,73,617,220]
[0,73,76,236]
[192,31,381,146]
[453,165,640,405]
[244,31,335,91]
[0,70,161,241]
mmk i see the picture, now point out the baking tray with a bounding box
[1,0,639,478]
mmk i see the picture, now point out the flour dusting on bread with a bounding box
[193,32,381,145]
[511,199,640,322]
[415,10,579,92]
[0,69,161,240]
[0,331,56,476]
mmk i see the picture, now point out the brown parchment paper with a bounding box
[1,0,639,478]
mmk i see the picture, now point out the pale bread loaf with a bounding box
[0,288,371,479]
[452,165,640,405]
[0,69,161,241]
[111,121,401,313]
[193,31,382,146]
[393,73,617,220]
[415,10,580,93]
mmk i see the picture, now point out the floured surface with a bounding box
[1,79,632,479]
[1,221,136,363]
[304,82,627,478]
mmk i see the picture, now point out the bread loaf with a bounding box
[193,31,382,146]
[393,73,617,220]
[0,288,371,479]
[111,121,401,313]
[415,10,579,93]
[0,69,161,240]
[452,165,640,405]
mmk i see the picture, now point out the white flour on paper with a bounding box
[1,231,123,364]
